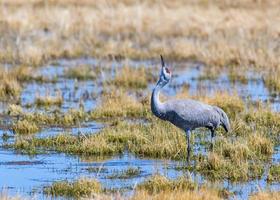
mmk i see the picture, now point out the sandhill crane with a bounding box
[151,55,230,162]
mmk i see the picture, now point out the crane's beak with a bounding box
[160,55,165,68]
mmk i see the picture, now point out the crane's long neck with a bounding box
[151,84,166,119]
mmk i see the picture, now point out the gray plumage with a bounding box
[153,98,230,132]
[151,55,230,162]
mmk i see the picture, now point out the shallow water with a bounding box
[0,58,279,199]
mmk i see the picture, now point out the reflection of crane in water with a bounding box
[151,55,230,162]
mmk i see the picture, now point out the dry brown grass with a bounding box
[12,119,40,134]
[0,0,279,70]
[91,90,150,119]
[131,190,221,200]
[0,70,21,100]
[110,65,155,89]
[7,104,23,116]
[35,92,63,107]
[44,178,101,198]
[250,191,280,200]
[64,65,99,80]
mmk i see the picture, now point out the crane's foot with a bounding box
[186,147,191,165]
[211,131,215,138]
[210,143,214,151]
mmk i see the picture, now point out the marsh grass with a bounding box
[1,0,279,72]
[91,90,150,119]
[250,191,280,200]
[43,178,101,198]
[11,88,279,182]
[263,70,280,93]
[64,65,99,80]
[137,174,197,194]
[7,108,88,137]
[267,164,280,182]
[20,108,87,126]
[42,175,220,199]
[134,175,229,199]
[7,104,23,116]
[196,131,273,182]
[245,106,280,129]
[131,189,222,200]
[197,67,221,81]
[107,167,141,179]
[13,119,186,158]
[111,65,156,89]
[12,119,39,134]
[0,77,21,101]
[35,93,63,107]
[228,68,248,84]
[85,166,108,173]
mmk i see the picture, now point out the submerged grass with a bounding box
[43,178,101,198]
[64,65,99,80]
[263,70,280,93]
[107,167,141,179]
[111,65,155,89]
[35,93,63,107]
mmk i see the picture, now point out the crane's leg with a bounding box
[210,129,215,151]
[185,129,191,163]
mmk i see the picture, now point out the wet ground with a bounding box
[0,58,279,199]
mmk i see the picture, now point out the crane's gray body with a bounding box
[151,87,230,133]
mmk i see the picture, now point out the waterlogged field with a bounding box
[0,0,280,200]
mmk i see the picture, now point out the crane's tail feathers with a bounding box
[214,107,230,132]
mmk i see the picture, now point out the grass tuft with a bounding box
[35,93,63,107]
[0,78,21,101]
[137,175,197,194]
[64,65,99,80]
[12,119,39,134]
[43,178,101,198]
[107,167,141,179]
[111,66,155,89]
[7,104,23,116]
[267,164,280,183]
[91,90,149,119]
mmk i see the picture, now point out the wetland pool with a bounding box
[0,58,279,199]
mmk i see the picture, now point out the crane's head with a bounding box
[159,55,172,84]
